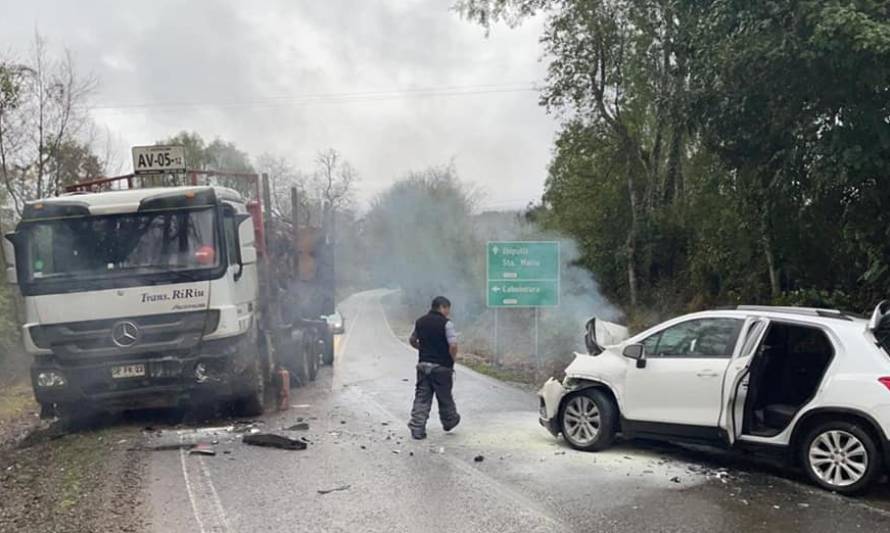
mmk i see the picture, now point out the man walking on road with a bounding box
[407,296,461,440]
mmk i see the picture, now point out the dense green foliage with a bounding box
[461,0,890,318]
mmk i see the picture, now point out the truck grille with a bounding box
[31,311,214,362]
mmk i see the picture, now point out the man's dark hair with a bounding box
[431,296,451,310]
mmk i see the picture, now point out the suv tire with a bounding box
[559,388,617,452]
[800,420,882,495]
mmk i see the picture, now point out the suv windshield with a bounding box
[21,207,219,283]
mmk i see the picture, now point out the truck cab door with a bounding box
[720,318,770,445]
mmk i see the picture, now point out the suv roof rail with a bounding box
[736,305,853,320]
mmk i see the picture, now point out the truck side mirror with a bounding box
[233,213,254,281]
[623,343,647,368]
[3,233,17,285]
[240,246,257,265]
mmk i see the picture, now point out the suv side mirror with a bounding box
[623,343,647,368]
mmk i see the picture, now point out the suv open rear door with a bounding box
[720,318,770,445]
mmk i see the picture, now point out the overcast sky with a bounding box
[0,0,556,210]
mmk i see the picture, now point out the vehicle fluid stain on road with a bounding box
[138,290,890,532]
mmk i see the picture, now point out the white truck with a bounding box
[3,166,335,418]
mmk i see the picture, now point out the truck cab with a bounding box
[4,185,264,416]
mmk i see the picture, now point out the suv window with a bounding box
[641,318,743,358]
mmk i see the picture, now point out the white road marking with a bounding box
[179,438,207,533]
[178,432,232,533]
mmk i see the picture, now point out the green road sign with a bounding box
[487,280,558,307]
[487,241,559,307]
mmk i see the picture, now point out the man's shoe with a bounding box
[411,431,427,440]
[443,415,461,432]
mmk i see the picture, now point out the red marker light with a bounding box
[880,377,890,392]
[195,245,216,265]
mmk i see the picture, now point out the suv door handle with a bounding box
[696,371,720,378]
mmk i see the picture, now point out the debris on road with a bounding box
[242,433,307,450]
[474,455,484,463]
[670,476,681,483]
[286,422,310,431]
[318,485,351,495]
[189,443,216,456]
[232,420,264,433]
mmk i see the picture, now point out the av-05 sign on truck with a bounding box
[487,241,559,307]
[132,145,187,175]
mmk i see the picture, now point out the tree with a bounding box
[461,0,890,318]
[0,33,97,213]
[255,153,309,221]
[688,0,890,304]
[311,148,357,213]
[461,1,694,306]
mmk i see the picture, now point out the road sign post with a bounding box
[486,241,559,369]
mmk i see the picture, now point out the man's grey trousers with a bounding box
[408,362,460,433]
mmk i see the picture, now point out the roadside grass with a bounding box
[459,356,539,389]
[0,380,35,423]
[52,430,113,512]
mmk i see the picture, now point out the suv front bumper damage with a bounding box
[538,377,568,436]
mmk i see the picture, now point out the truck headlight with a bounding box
[36,371,66,388]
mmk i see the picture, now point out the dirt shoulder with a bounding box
[0,382,149,533]
[0,380,40,451]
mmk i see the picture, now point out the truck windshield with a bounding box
[21,207,219,283]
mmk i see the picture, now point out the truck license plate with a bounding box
[111,364,146,379]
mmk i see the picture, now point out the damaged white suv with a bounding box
[539,304,890,494]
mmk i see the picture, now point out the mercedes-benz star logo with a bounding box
[111,321,141,348]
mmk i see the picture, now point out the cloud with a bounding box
[0,0,557,208]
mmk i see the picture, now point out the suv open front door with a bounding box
[720,318,770,445]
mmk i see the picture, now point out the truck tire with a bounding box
[234,358,265,417]
[295,334,320,385]
[322,331,335,366]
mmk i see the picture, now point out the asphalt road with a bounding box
[145,290,890,533]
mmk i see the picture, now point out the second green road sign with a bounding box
[487,241,559,307]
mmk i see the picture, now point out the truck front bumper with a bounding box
[31,336,254,412]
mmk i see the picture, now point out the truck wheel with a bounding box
[295,335,320,385]
[322,332,335,366]
[235,359,265,417]
[800,421,882,495]
[559,389,617,452]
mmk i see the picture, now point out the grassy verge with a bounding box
[0,380,36,424]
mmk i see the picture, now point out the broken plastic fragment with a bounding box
[318,485,351,495]
[242,433,307,450]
